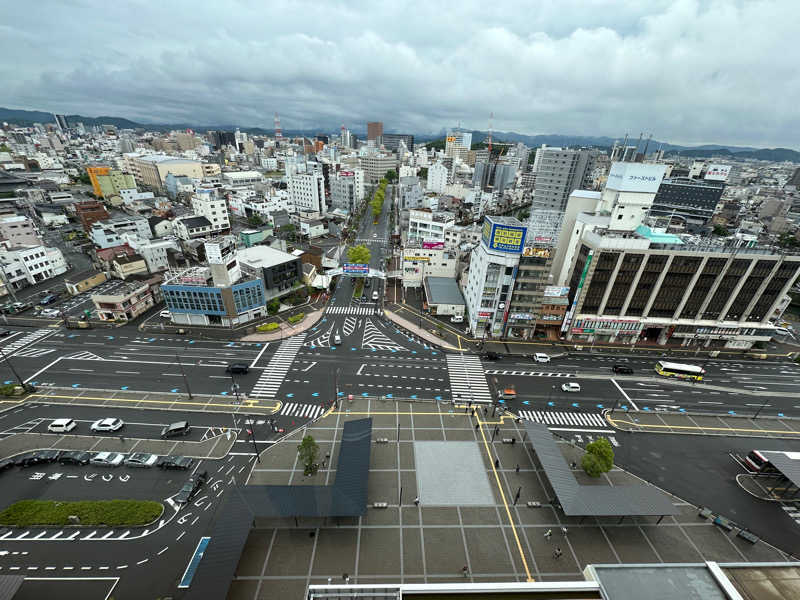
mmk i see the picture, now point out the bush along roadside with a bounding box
[0,499,163,528]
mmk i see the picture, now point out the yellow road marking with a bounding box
[28,393,281,412]
[607,414,800,436]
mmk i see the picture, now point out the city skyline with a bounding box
[2,1,799,148]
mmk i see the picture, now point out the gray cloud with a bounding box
[2,0,798,147]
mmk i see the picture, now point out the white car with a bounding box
[90,417,124,432]
[534,353,550,363]
[48,418,77,433]
[90,452,125,467]
[124,453,158,468]
[160,310,171,318]
[561,382,581,393]
[40,308,60,318]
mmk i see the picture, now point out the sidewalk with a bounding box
[241,307,324,342]
[608,410,800,439]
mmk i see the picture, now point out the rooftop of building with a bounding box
[237,244,298,269]
[177,215,212,229]
[424,276,465,306]
[486,215,525,226]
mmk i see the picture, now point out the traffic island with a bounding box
[0,499,163,528]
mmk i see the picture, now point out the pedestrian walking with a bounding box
[561,526,568,536]
[544,529,552,540]
[494,458,500,468]
[413,496,419,506]
[462,565,469,578]
[475,423,480,430]
[483,407,488,415]
[515,464,520,473]
[553,547,562,559]
[343,573,350,583]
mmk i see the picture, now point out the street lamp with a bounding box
[174,351,193,399]
[0,345,27,389]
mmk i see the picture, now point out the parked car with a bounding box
[174,471,209,504]
[360,295,367,302]
[58,450,92,465]
[90,417,124,432]
[372,290,379,301]
[36,450,62,463]
[612,364,634,375]
[0,457,15,472]
[450,315,464,324]
[161,421,190,438]
[561,382,581,393]
[0,329,12,337]
[124,453,158,468]
[48,418,77,433]
[39,294,59,306]
[481,352,501,361]
[40,308,60,318]
[157,455,193,470]
[90,452,125,467]
[160,310,171,318]
[225,364,249,375]
[533,353,550,363]
[10,302,32,313]
[15,452,47,468]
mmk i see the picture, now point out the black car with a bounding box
[174,471,208,504]
[15,452,46,468]
[39,294,59,306]
[612,364,634,375]
[36,450,62,463]
[226,363,249,375]
[0,458,15,472]
[157,455,194,470]
[360,295,367,302]
[0,329,11,337]
[364,279,371,288]
[481,352,501,361]
[161,421,190,438]
[59,450,92,465]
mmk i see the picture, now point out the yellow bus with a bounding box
[654,361,705,381]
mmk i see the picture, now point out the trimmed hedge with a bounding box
[288,313,305,325]
[0,499,163,527]
[257,322,280,332]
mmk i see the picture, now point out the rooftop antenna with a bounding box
[643,133,653,156]
[621,133,629,161]
[488,112,493,154]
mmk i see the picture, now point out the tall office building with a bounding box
[53,114,68,132]
[288,172,326,213]
[382,133,414,153]
[367,122,383,142]
[532,147,600,211]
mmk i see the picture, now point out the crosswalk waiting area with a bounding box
[250,336,305,399]
[1,329,53,357]
[446,354,493,403]
[326,305,379,315]
[279,402,325,420]
[517,410,609,429]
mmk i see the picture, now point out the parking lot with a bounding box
[228,398,793,599]
[4,278,130,321]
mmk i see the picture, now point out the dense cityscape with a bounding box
[2,2,800,600]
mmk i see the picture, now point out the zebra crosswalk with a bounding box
[12,347,56,358]
[66,351,104,361]
[326,305,379,315]
[279,402,325,420]
[446,354,493,403]
[0,329,54,359]
[485,370,572,377]
[517,410,608,429]
[249,336,305,399]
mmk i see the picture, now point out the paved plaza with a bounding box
[230,398,794,600]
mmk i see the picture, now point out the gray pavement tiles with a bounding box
[230,399,792,595]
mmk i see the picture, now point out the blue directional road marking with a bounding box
[337,392,344,397]
[331,346,338,350]
[547,401,554,407]
[522,400,529,405]
[728,410,736,415]
[621,405,628,411]
[411,351,417,355]
[121,386,128,390]
[68,334,77,338]
[310,345,316,349]
[189,340,195,344]
[435,395,442,401]
[386,394,393,399]
[72,384,80,388]
[351,347,357,351]
[679,408,686,412]
[498,399,505,404]
[596,404,604,409]
[226,342,235,347]
[221,391,228,396]
[255,343,262,347]
[779,413,785,417]
[410,395,418,399]
[3,380,11,385]
[571,403,579,408]
[391,349,397,353]
[371,348,376,352]
[287,393,294,398]
[312,392,319,397]
[362,392,369,397]
[148,338,155,342]
[29,381,37,386]
[431,352,438,356]
[105,335,114,340]
[643,406,650,411]
[171,388,179,393]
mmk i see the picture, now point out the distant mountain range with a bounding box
[3,106,799,163]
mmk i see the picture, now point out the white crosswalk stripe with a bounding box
[66,351,104,361]
[11,347,56,358]
[325,305,379,315]
[446,354,493,404]
[362,319,405,351]
[249,336,305,399]
[279,402,325,420]
[517,410,607,428]
[484,370,572,377]
[0,329,54,359]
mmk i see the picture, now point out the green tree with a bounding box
[297,435,320,476]
[384,169,398,182]
[267,298,280,315]
[582,437,614,477]
[418,167,428,179]
[348,244,371,265]
[248,214,264,226]
[712,224,730,237]
[0,143,10,153]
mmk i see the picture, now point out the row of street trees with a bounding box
[370,178,389,220]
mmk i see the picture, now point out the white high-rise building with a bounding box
[191,188,230,233]
[288,171,326,213]
[331,170,364,213]
[426,162,448,194]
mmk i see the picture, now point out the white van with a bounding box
[334,334,342,345]
[450,315,464,324]
[561,382,581,393]
[534,353,550,363]
[371,290,379,301]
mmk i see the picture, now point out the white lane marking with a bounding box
[137,559,149,565]
[23,356,63,384]
[249,342,270,369]
[176,531,186,541]
[157,546,169,556]
[549,427,615,434]
[611,378,639,411]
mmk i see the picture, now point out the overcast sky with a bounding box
[2,0,798,148]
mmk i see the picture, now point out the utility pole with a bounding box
[0,345,26,388]
[175,351,193,399]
